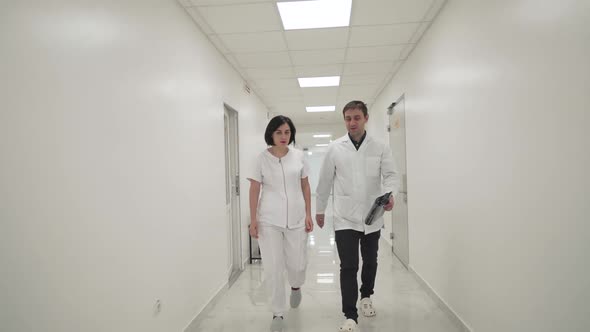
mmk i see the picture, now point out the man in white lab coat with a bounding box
[316,101,400,332]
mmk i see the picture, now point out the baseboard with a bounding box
[408,266,473,332]
[183,281,229,332]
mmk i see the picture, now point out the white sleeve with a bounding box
[301,154,310,179]
[381,144,400,196]
[247,154,262,183]
[315,147,335,214]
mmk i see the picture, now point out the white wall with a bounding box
[0,1,267,331]
[369,1,590,331]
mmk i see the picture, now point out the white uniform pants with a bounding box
[258,223,308,316]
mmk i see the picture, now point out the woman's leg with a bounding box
[258,224,287,317]
[283,226,308,288]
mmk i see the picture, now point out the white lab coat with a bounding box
[316,134,400,234]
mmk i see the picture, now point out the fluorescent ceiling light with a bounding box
[298,76,340,88]
[277,0,352,30]
[315,143,329,147]
[306,106,335,113]
[313,134,332,138]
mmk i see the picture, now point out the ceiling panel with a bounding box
[302,87,339,105]
[256,78,299,90]
[346,45,406,62]
[291,49,346,66]
[291,112,343,126]
[197,3,282,34]
[340,73,388,86]
[351,0,434,26]
[293,64,343,77]
[246,66,295,80]
[219,31,287,53]
[343,61,396,75]
[284,27,349,50]
[338,85,379,100]
[234,51,291,68]
[263,95,305,106]
[348,23,420,47]
[190,0,273,5]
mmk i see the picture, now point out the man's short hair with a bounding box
[342,100,368,117]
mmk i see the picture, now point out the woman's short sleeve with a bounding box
[301,154,310,179]
[247,155,263,183]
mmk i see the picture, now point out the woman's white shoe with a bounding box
[338,318,358,332]
[270,316,283,332]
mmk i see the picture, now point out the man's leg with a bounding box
[335,229,362,322]
[360,230,380,299]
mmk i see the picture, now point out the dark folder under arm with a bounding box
[364,192,392,225]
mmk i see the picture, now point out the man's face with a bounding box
[344,108,368,136]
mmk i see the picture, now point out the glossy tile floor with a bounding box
[191,204,462,332]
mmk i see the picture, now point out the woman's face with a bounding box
[272,123,291,147]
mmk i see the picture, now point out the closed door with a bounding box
[389,95,409,268]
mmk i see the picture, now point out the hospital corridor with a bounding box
[1,1,589,332]
[187,199,462,332]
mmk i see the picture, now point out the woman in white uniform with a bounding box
[248,115,313,332]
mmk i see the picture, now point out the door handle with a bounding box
[234,175,240,196]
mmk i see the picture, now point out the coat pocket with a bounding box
[333,195,357,220]
[365,157,381,177]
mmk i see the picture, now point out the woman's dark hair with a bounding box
[264,115,296,146]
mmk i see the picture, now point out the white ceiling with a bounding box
[179,0,446,126]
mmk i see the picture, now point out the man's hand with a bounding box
[384,196,395,211]
[315,214,325,228]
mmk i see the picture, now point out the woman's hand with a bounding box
[249,221,259,238]
[305,215,314,233]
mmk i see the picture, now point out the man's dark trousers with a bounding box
[335,229,380,322]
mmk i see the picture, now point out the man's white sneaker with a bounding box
[338,318,358,332]
[360,297,376,317]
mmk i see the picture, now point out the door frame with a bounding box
[388,94,410,268]
[224,103,243,286]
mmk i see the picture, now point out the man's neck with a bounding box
[349,131,366,142]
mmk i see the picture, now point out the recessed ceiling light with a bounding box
[277,0,352,30]
[298,76,340,88]
[315,143,329,147]
[306,106,335,113]
[313,134,332,138]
